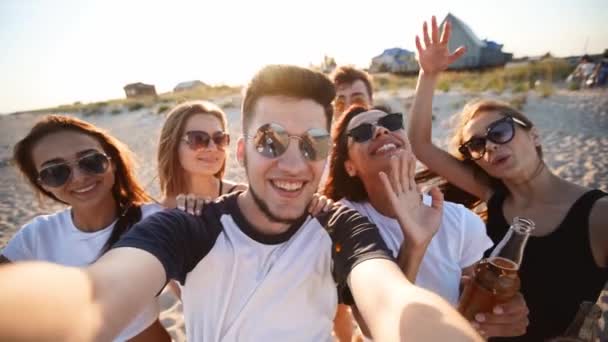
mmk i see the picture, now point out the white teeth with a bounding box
[376,143,397,154]
[272,180,304,191]
[73,183,96,193]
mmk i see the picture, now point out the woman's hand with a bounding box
[378,151,443,247]
[308,193,335,216]
[176,193,211,216]
[415,16,466,76]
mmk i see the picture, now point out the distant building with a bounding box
[370,48,418,73]
[441,13,512,69]
[173,80,207,92]
[123,82,157,98]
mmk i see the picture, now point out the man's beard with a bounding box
[244,153,309,225]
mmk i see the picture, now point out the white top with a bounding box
[113,193,392,341]
[2,203,163,342]
[341,195,493,305]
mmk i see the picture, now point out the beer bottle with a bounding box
[458,217,535,320]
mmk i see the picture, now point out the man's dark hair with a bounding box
[331,66,374,101]
[241,65,335,133]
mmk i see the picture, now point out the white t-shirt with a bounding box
[113,192,393,341]
[1,203,163,342]
[341,195,493,305]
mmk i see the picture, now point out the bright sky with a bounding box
[1,0,606,113]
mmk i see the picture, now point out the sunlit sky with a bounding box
[1,0,606,113]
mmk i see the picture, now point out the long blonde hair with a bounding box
[157,100,228,198]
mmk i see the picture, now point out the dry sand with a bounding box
[0,89,606,340]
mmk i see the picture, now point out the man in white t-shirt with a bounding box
[0,65,483,342]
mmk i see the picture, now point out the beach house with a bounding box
[369,48,418,73]
[441,13,512,69]
[123,82,157,99]
[174,80,207,92]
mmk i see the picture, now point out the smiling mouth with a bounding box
[72,182,97,194]
[372,142,403,156]
[270,180,306,192]
[492,155,510,165]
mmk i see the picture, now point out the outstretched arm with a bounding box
[408,16,492,201]
[349,258,482,341]
[0,248,165,342]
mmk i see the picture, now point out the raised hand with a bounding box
[176,193,211,216]
[378,151,444,247]
[415,16,466,75]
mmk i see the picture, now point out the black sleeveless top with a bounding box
[486,189,607,342]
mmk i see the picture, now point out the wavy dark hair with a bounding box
[13,115,152,254]
[322,105,371,202]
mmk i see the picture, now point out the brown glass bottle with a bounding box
[458,217,534,320]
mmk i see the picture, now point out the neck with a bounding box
[71,195,118,232]
[186,173,221,198]
[363,176,397,218]
[502,161,563,204]
[237,190,292,236]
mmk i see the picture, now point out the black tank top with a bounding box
[486,189,607,342]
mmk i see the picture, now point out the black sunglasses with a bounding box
[459,116,528,160]
[183,130,230,150]
[347,113,404,143]
[37,152,111,188]
[245,123,330,161]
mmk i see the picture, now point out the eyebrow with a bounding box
[40,149,99,167]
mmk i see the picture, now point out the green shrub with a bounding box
[128,102,145,111]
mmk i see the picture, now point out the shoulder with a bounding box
[140,203,163,218]
[589,194,608,248]
[19,209,71,235]
[222,180,248,194]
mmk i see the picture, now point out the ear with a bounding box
[344,159,357,177]
[530,127,541,147]
[236,137,246,166]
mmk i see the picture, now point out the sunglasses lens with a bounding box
[467,138,487,159]
[253,123,289,158]
[185,131,210,149]
[348,123,374,143]
[212,132,230,147]
[300,129,330,161]
[379,113,404,131]
[39,164,71,187]
[79,153,110,174]
[487,120,514,144]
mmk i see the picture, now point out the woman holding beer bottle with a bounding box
[408,16,608,341]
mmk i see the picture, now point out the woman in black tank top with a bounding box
[408,16,608,341]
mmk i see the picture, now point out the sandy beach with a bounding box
[0,88,606,340]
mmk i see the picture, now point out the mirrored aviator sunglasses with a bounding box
[183,131,230,150]
[246,123,330,161]
[347,113,404,143]
[458,116,527,160]
[37,152,111,187]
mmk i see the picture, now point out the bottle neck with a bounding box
[490,217,535,268]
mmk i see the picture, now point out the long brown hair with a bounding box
[158,100,228,198]
[12,114,152,254]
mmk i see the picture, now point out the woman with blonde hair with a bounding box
[0,114,170,342]
[408,16,608,340]
[158,100,246,211]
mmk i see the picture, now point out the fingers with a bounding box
[408,152,417,192]
[422,21,431,48]
[431,16,439,43]
[389,155,403,194]
[186,193,196,214]
[439,20,451,45]
[176,194,186,211]
[494,292,529,316]
[472,315,529,338]
[309,194,320,215]
[379,171,397,201]
[428,187,444,211]
[470,292,529,338]
[415,35,423,55]
[193,196,208,216]
[323,198,334,212]
[398,152,409,192]
[448,46,467,64]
